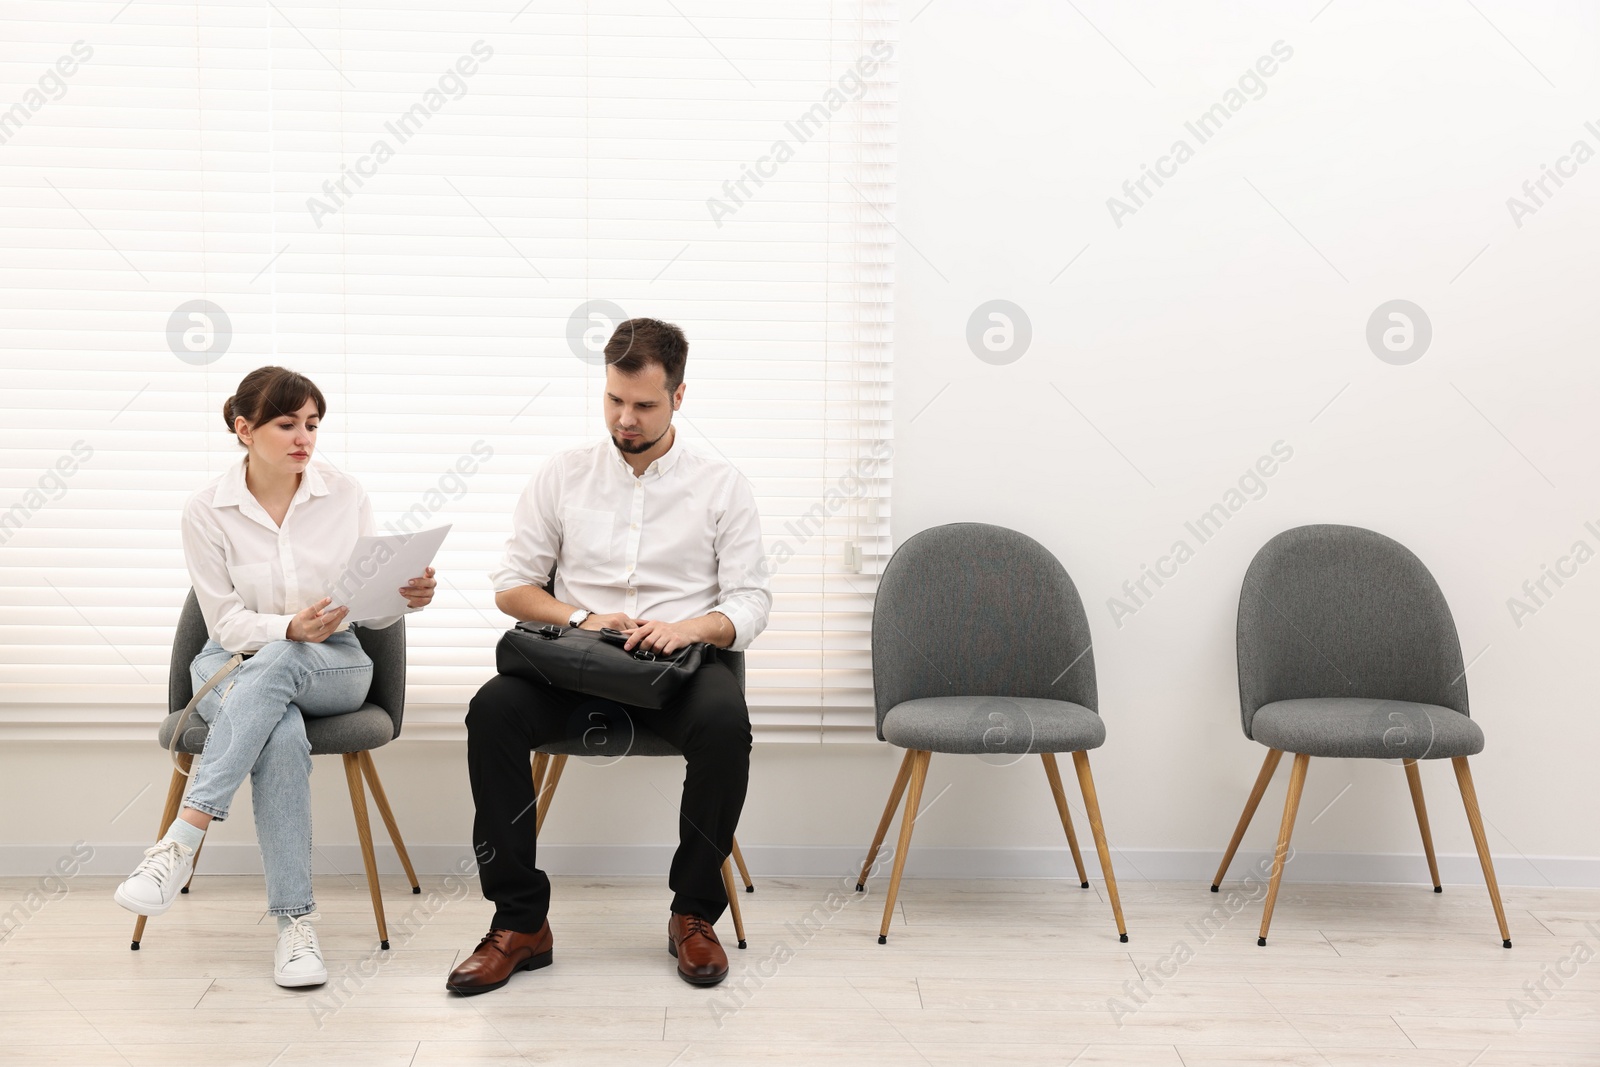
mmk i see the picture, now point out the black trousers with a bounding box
[465,661,751,932]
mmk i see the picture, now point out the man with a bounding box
[448,317,770,994]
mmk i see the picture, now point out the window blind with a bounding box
[0,0,897,742]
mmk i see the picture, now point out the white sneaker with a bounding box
[275,917,328,988]
[113,840,196,917]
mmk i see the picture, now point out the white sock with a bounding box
[161,818,204,854]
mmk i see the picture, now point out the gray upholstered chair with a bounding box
[528,647,754,949]
[855,522,1128,945]
[1210,524,1511,948]
[132,589,420,951]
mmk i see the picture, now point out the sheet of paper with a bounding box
[326,524,451,624]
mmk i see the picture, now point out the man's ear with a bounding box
[672,382,686,410]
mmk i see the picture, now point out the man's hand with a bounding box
[579,611,639,632]
[624,619,697,656]
[288,598,348,643]
[400,566,437,609]
[625,613,733,654]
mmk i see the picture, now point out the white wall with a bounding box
[885,0,1600,870]
[4,0,1598,887]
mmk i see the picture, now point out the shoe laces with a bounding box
[133,840,191,883]
[282,917,320,962]
[679,915,714,940]
[475,928,514,956]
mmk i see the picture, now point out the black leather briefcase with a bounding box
[495,621,711,709]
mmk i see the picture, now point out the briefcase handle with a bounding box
[599,626,660,661]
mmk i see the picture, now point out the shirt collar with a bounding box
[211,453,329,525]
[604,427,685,479]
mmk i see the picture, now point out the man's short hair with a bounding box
[605,317,688,392]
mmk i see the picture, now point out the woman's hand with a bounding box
[400,566,436,609]
[288,598,348,643]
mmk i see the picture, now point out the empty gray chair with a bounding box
[856,522,1127,944]
[1211,524,1511,948]
[134,590,420,951]
[529,648,754,949]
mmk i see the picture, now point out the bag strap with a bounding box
[169,652,244,776]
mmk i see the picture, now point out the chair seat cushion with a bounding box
[157,704,396,757]
[881,696,1104,755]
[1251,697,1484,759]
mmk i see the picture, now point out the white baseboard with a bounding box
[9,843,1598,888]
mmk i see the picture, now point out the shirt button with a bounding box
[630,523,638,530]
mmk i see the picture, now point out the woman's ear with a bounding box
[234,415,251,444]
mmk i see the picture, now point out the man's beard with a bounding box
[611,425,668,455]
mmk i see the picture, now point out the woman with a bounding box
[113,366,437,988]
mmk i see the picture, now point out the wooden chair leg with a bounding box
[730,836,754,892]
[358,750,421,894]
[1258,752,1309,946]
[721,858,748,950]
[534,753,567,837]
[131,758,191,950]
[877,750,931,944]
[1452,756,1512,948]
[1041,753,1089,888]
[1211,748,1283,891]
[531,751,549,800]
[1071,751,1128,943]
[1403,758,1442,892]
[342,753,390,950]
[858,748,915,892]
[183,838,205,894]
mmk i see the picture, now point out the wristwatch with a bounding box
[568,608,591,628]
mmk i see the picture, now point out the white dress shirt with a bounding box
[492,435,770,652]
[182,455,402,653]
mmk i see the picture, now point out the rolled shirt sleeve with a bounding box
[182,496,295,654]
[710,473,771,652]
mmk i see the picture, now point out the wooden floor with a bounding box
[1,872,1598,1065]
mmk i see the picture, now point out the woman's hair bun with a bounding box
[221,395,237,434]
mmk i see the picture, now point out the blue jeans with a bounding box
[184,632,373,916]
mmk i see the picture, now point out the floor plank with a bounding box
[2,874,1596,1064]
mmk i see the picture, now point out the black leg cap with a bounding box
[1210,884,1219,893]
[413,886,422,894]
[737,939,747,950]
[129,941,140,951]
[1433,885,1442,893]
[380,940,390,950]
[1257,937,1267,947]
[745,886,754,893]
[1119,933,1129,943]
[1081,881,1090,889]
[855,883,864,892]
[877,934,887,945]
[1503,939,1513,949]
[180,886,189,894]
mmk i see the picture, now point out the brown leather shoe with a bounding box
[446,923,553,996]
[667,913,728,986]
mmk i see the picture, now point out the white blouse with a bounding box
[181,455,402,653]
[492,436,771,651]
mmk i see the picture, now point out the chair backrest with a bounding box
[871,522,1097,741]
[1236,524,1467,740]
[169,589,407,740]
[542,570,744,692]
